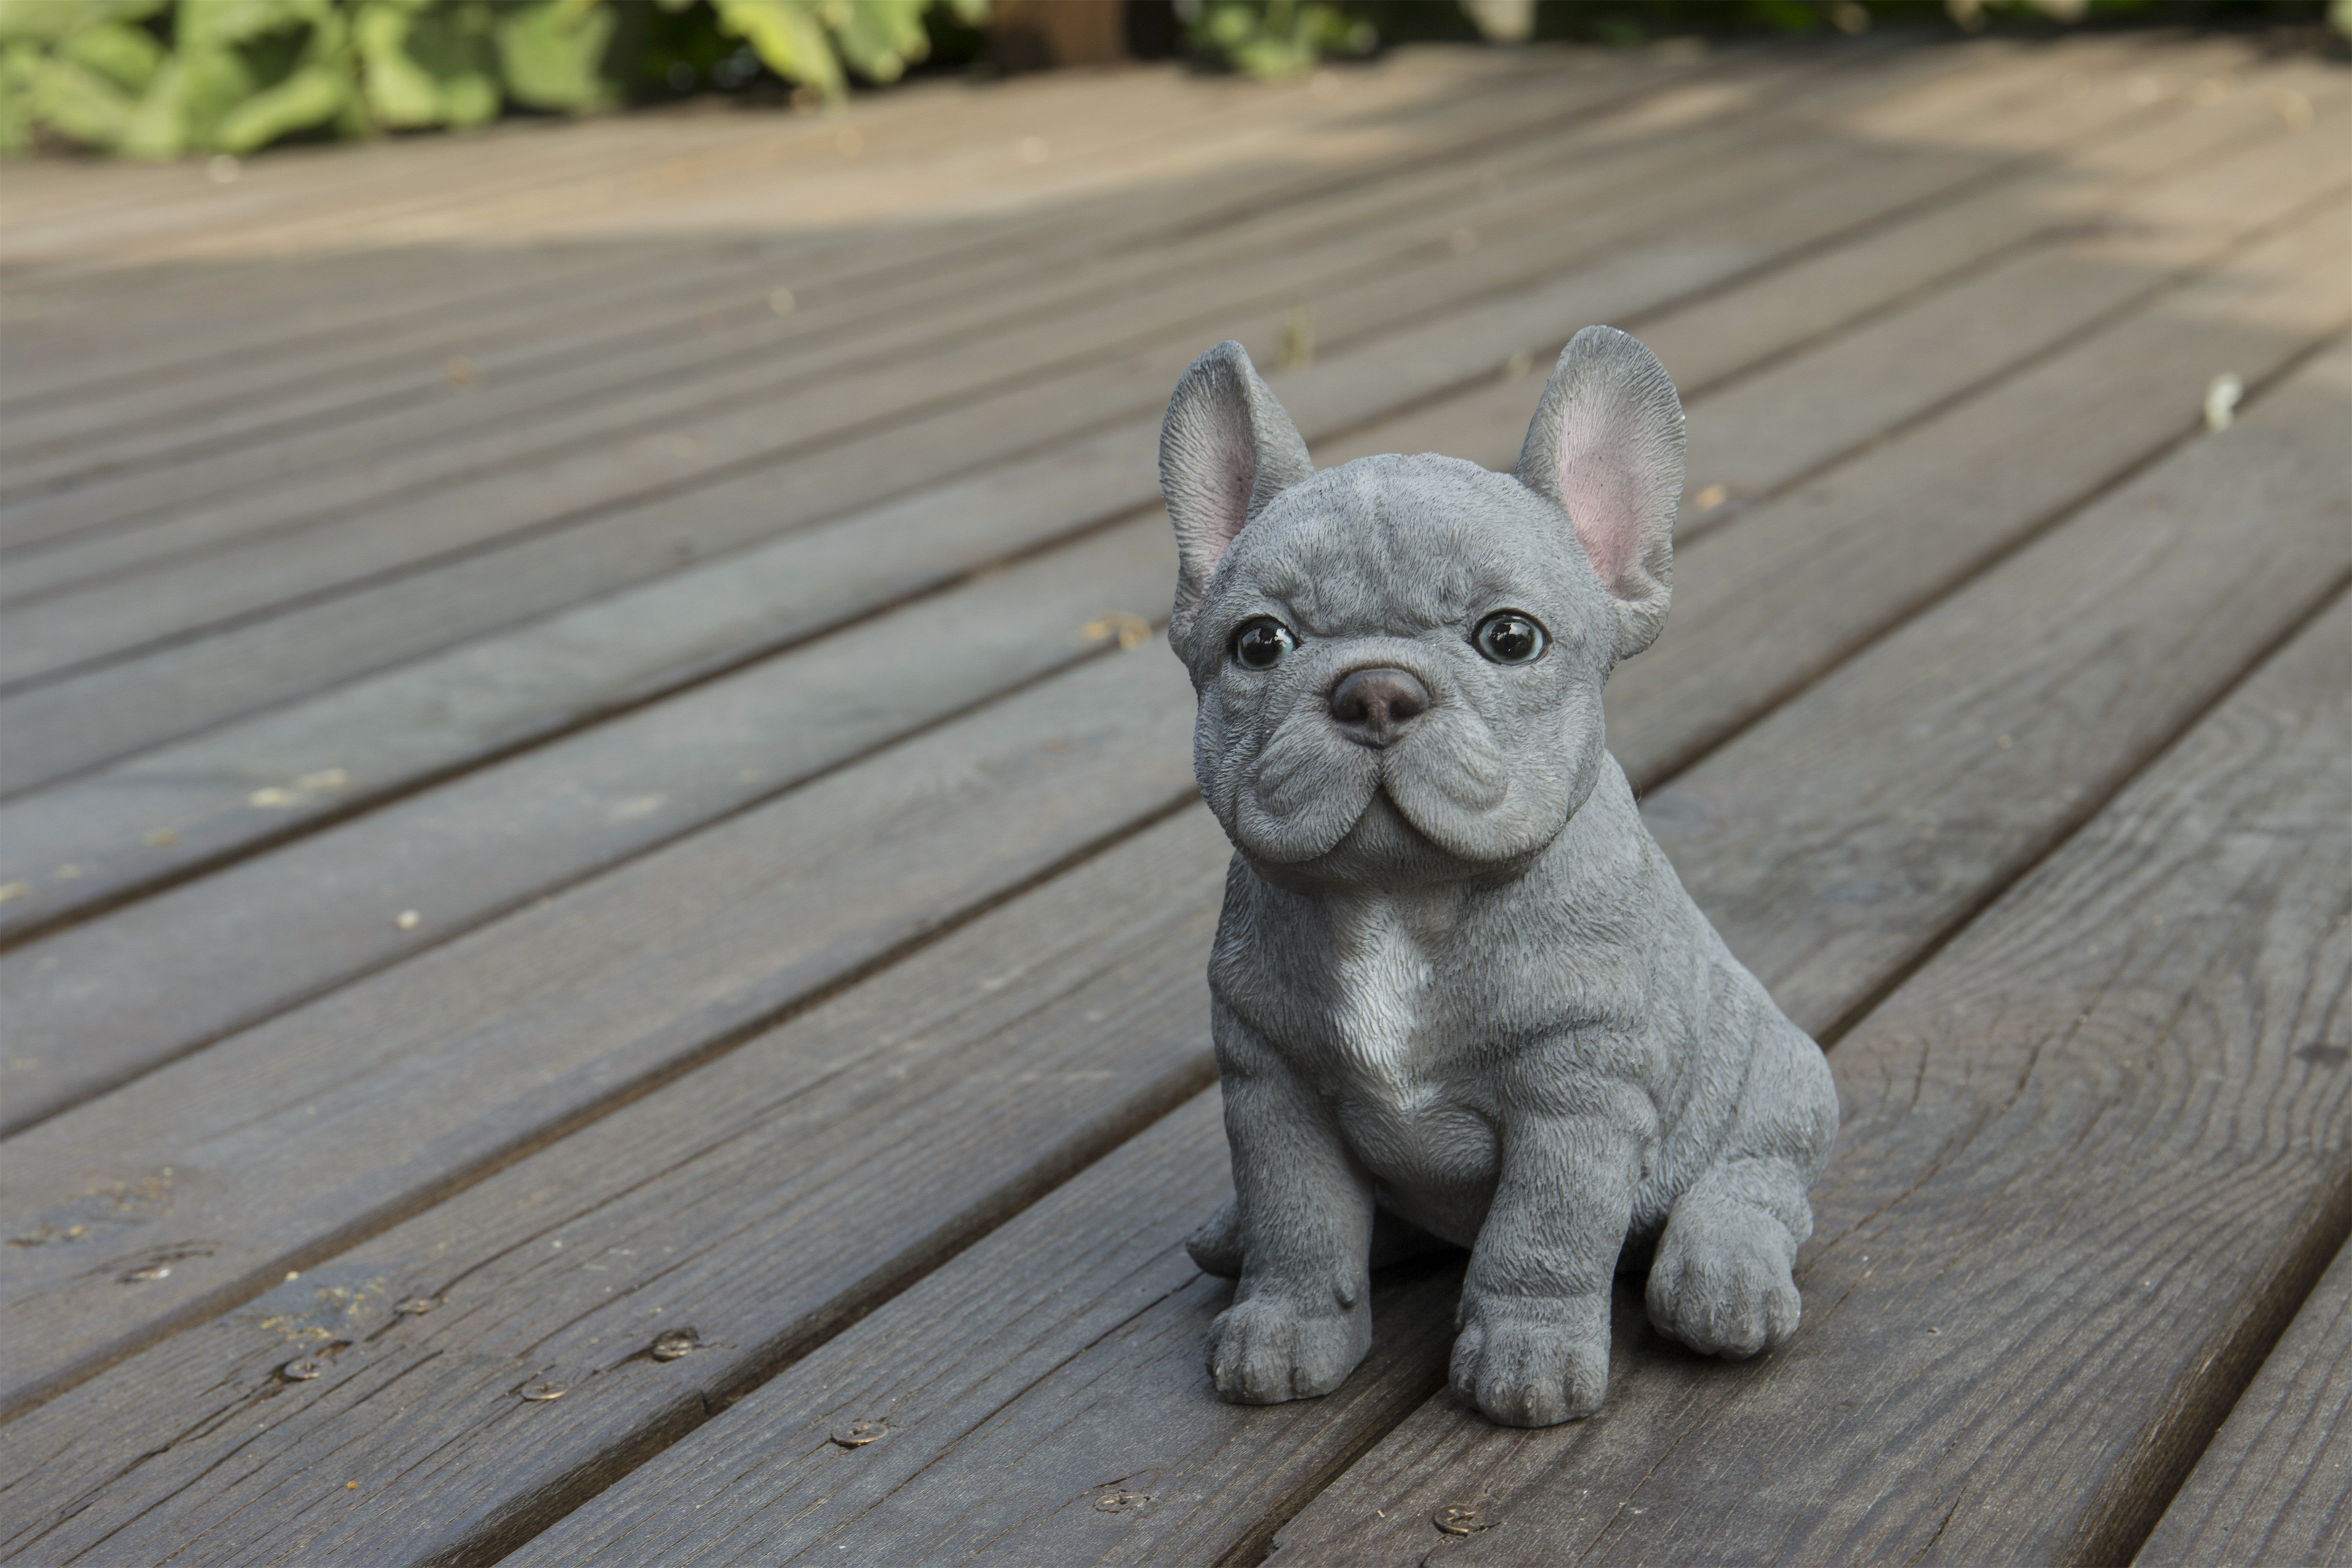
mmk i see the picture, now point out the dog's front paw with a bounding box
[1645,1202,1801,1359]
[1449,1295,1609,1427]
[1206,1294,1371,1404]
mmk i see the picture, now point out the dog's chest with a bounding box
[1322,901,1441,1083]
[1285,901,1501,1241]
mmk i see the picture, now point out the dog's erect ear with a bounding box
[1516,325,1685,661]
[1160,341,1314,639]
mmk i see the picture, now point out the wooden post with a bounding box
[990,0,1131,70]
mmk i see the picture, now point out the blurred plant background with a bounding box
[3,0,2339,158]
[0,0,985,155]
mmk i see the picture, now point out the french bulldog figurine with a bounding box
[1162,327,1839,1428]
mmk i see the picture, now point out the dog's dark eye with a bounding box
[1232,618,1296,670]
[1474,611,1546,665]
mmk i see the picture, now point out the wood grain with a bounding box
[0,38,2121,719]
[0,48,2000,690]
[0,55,2289,1094]
[0,521,1176,1135]
[1311,59,2340,495]
[0,637,1200,1418]
[7,89,2330,1138]
[504,1093,1463,1568]
[0,46,1800,532]
[0,42,1757,559]
[0,45,1560,388]
[4,76,2333,1297]
[0,49,2275,940]
[1383,590,2349,1568]
[1604,195,2351,791]
[0,809,1237,1566]
[2134,1238,2352,1568]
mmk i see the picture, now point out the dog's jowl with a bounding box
[1160,326,1839,1428]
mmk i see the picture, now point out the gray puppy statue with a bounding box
[1161,326,1839,1428]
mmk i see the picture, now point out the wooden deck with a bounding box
[0,28,2345,1566]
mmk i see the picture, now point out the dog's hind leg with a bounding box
[1645,1011,1838,1359]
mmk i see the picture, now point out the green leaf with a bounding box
[354,2,443,123]
[0,49,35,151]
[61,20,164,90]
[211,57,347,150]
[438,66,494,124]
[118,51,191,155]
[714,0,843,99]
[0,0,163,46]
[822,0,928,83]
[170,39,259,145]
[495,0,615,111]
[30,54,138,146]
[176,0,326,51]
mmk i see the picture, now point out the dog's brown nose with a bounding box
[1328,667,1430,746]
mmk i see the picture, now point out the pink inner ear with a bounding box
[1558,446,1641,598]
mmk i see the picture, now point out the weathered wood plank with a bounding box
[0,520,1175,1133]
[0,84,2312,1111]
[1266,349,2352,1568]
[7,124,2341,969]
[0,41,1724,494]
[1605,193,2350,791]
[1,104,2337,1137]
[0,52,2282,935]
[0,808,1240,1566]
[0,636,1200,1419]
[3,44,1544,283]
[0,42,1850,586]
[0,42,1682,506]
[14,259,2344,1568]
[2134,1237,2352,1568]
[0,70,2255,1082]
[37,37,2258,588]
[1311,58,2341,497]
[0,45,1467,303]
[0,47,2011,689]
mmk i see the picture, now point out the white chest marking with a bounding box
[1326,902,1440,1105]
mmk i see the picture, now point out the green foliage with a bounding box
[1197,0,1372,79]
[1186,0,2343,79]
[9,0,2333,156]
[1,0,983,158]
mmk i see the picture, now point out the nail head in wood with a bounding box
[1434,1504,1498,1535]
[829,1419,886,1448]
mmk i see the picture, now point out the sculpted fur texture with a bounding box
[1162,327,1840,1427]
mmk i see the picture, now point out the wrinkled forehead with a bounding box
[1215,455,1581,633]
